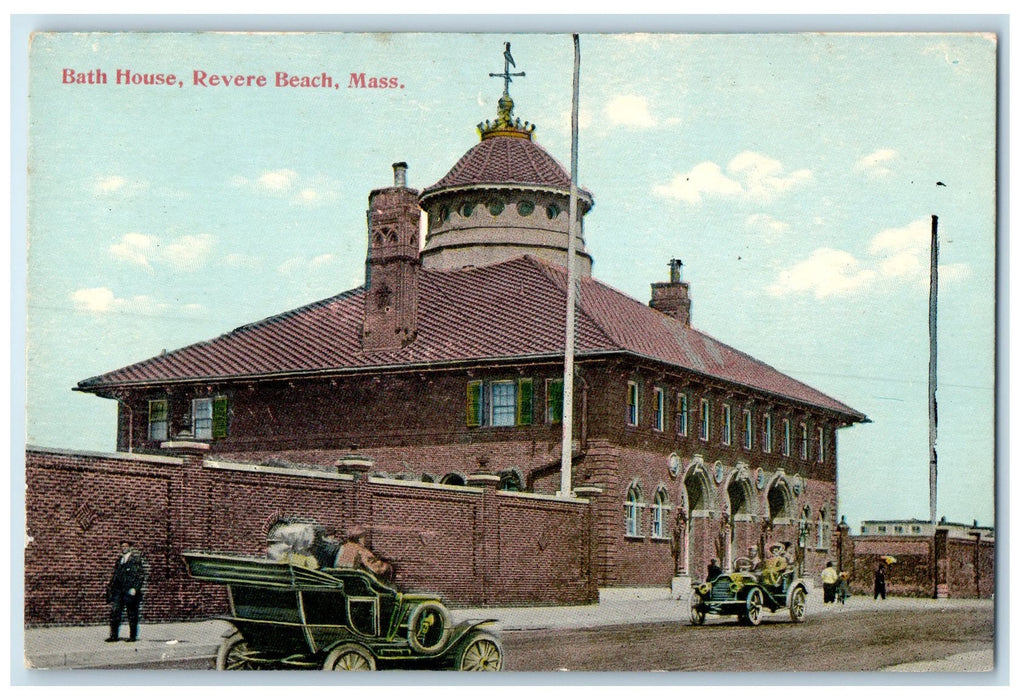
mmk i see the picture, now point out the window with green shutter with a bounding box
[466,380,483,427]
[516,378,533,426]
[212,396,229,439]
[546,378,564,425]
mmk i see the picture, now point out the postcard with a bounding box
[20,27,997,677]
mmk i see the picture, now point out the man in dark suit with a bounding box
[105,540,146,642]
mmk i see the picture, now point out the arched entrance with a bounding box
[726,475,754,571]
[683,465,713,578]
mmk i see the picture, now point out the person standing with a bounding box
[106,540,146,642]
[821,561,839,604]
[706,558,722,582]
[873,562,887,600]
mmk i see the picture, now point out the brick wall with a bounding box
[25,446,595,626]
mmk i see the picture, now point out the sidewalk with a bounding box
[23,590,993,671]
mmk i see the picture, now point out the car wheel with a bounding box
[789,586,807,622]
[457,631,503,671]
[745,587,764,626]
[216,631,257,670]
[689,592,706,625]
[322,643,376,671]
[408,601,452,654]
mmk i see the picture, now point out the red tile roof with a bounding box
[77,256,862,419]
[421,136,591,201]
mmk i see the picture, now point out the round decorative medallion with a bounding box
[546,203,561,219]
[516,200,535,216]
[487,199,505,216]
[714,463,724,484]
[668,452,681,478]
[459,202,475,217]
[756,468,765,490]
[793,476,803,496]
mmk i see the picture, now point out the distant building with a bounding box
[848,517,994,598]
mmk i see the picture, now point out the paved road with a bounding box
[500,606,994,672]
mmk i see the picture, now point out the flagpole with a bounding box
[928,214,938,526]
[559,34,580,499]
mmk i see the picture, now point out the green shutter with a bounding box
[148,399,167,422]
[516,378,533,426]
[466,381,482,427]
[212,396,229,439]
[547,379,564,424]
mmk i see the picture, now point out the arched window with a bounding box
[624,484,642,537]
[440,473,465,486]
[818,507,831,549]
[498,470,523,492]
[651,488,671,538]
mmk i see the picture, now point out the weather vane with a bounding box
[489,42,525,94]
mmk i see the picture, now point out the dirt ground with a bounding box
[501,606,995,672]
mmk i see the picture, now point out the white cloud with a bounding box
[110,232,157,270]
[745,213,790,237]
[768,248,876,299]
[855,148,900,180]
[278,253,342,277]
[654,151,811,206]
[93,175,147,196]
[234,168,338,205]
[71,287,204,317]
[868,218,929,256]
[652,161,742,205]
[605,95,655,128]
[257,168,298,192]
[727,151,813,204]
[109,232,214,271]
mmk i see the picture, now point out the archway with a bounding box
[726,476,754,570]
[683,466,713,577]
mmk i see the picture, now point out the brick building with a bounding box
[68,78,865,606]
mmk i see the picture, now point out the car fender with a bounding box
[785,581,808,608]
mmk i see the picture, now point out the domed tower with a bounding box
[419,54,594,275]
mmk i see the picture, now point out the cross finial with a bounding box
[489,41,525,94]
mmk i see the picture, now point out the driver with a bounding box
[334,525,393,580]
[761,543,789,586]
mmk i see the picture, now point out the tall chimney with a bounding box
[650,258,691,326]
[362,162,422,351]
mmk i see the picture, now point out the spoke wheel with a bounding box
[323,643,376,671]
[216,631,258,671]
[689,592,706,626]
[457,632,503,672]
[789,587,807,622]
[745,588,764,626]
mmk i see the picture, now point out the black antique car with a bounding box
[689,557,808,626]
[184,552,502,671]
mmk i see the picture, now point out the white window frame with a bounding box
[782,419,791,456]
[625,485,643,537]
[626,381,640,427]
[652,387,665,432]
[722,404,732,446]
[192,397,213,440]
[148,399,168,441]
[800,423,809,460]
[817,426,825,463]
[699,399,710,441]
[742,409,753,450]
[489,380,517,427]
[651,489,671,539]
[678,393,689,436]
[763,413,773,454]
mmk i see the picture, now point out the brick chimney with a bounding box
[650,258,691,326]
[362,162,422,351]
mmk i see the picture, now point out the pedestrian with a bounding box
[706,558,722,582]
[821,561,838,604]
[836,571,851,604]
[874,562,887,600]
[105,540,146,642]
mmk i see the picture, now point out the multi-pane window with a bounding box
[490,381,517,426]
[742,409,753,450]
[652,387,665,432]
[677,394,689,436]
[466,379,533,427]
[651,488,671,538]
[192,397,213,439]
[722,404,732,446]
[782,419,791,456]
[148,399,168,441]
[763,413,773,454]
[699,399,710,441]
[546,378,564,425]
[817,426,825,463]
[626,381,639,426]
[800,423,809,460]
[624,485,642,537]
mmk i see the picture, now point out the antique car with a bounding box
[183,551,503,671]
[689,557,808,626]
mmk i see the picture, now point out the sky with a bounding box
[22,31,997,532]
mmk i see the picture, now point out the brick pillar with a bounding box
[934,527,949,598]
[466,473,500,605]
[159,440,210,618]
[579,440,620,587]
[575,485,604,603]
